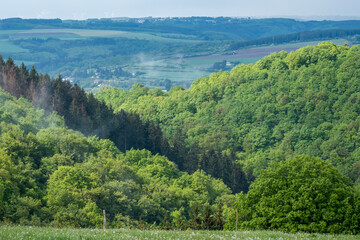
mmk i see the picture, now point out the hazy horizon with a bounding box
[1,0,360,21]
[2,15,360,22]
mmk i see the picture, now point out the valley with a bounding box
[1,16,360,236]
[0,18,359,91]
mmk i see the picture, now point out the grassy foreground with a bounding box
[0,226,359,240]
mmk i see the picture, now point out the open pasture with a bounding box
[0,225,359,240]
[0,28,201,43]
[0,40,28,53]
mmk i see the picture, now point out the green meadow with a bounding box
[0,225,359,240]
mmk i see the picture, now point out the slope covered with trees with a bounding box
[97,42,360,191]
[0,57,172,160]
[1,41,360,234]
[0,55,246,193]
[0,87,234,228]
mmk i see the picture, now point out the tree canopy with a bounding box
[225,156,360,234]
[2,42,360,233]
[97,42,360,192]
[0,87,233,229]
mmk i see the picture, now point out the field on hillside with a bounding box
[0,27,219,91]
[0,21,356,91]
[0,225,359,240]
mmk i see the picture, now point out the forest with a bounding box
[0,87,232,229]
[97,42,360,185]
[1,42,360,233]
[228,28,360,50]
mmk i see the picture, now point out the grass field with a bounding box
[0,28,201,43]
[0,40,28,53]
[0,225,359,240]
[0,27,211,90]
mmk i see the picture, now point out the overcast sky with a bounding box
[1,0,360,20]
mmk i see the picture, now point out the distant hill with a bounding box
[1,17,360,91]
[2,17,360,41]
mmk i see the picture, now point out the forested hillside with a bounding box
[1,41,360,234]
[0,87,233,228]
[97,42,360,190]
[0,55,245,193]
[0,57,171,158]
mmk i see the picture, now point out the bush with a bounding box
[225,156,360,234]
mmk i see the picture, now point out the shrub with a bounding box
[225,156,360,234]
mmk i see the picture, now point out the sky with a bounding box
[1,0,360,20]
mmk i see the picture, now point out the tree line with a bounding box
[229,28,360,50]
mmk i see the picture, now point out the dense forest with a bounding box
[0,57,172,155]
[0,87,233,229]
[0,57,245,192]
[97,42,360,189]
[96,42,360,233]
[1,42,360,233]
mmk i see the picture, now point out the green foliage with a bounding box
[0,58,175,177]
[0,87,233,229]
[97,43,360,191]
[225,156,359,234]
[45,149,234,228]
[0,88,64,133]
[3,42,360,234]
